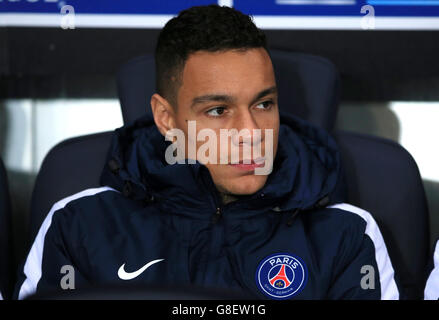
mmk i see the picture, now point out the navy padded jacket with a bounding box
[15,113,400,300]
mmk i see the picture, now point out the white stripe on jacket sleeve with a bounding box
[18,186,117,300]
[424,240,439,300]
[328,203,400,300]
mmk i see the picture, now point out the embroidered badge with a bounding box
[255,253,308,299]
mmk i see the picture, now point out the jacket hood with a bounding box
[100,112,346,219]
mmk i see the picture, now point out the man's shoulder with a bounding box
[305,203,393,273]
[302,203,383,252]
[46,186,139,225]
[304,202,372,233]
[324,203,383,241]
[55,185,118,205]
[51,186,120,213]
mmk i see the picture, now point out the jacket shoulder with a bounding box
[16,186,123,299]
[47,186,147,236]
[323,203,400,300]
[302,203,369,242]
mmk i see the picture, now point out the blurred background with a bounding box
[1,0,439,272]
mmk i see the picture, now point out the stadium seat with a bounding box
[29,132,114,243]
[116,50,340,131]
[115,49,430,299]
[0,157,14,300]
[28,49,430,299]
[29,49,341,241]
[334,131,430,299]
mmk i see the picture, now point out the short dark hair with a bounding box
[155,4,268,107]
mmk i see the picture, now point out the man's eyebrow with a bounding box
[190,85,277,109]
[250,86,277,105]
[191,94,235,109]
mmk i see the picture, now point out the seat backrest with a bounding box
[29,132,114,243]
[116,49,340,131]
[31,49,340,239]
[29,50,429,300]
[0,158,13,300]
[29,124,430,300]
[335,131,430,299]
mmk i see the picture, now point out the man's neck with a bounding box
[220,192,239,205]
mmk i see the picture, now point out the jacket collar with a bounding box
[100,112,346,220]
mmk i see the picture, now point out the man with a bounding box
[15,5,399,300]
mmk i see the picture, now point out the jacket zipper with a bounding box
[212,206,222,224]
[202,186,225,284]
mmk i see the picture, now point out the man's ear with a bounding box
[150,93,176,137]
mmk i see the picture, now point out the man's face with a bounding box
[153,48,279,196]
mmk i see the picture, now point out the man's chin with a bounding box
[218,175,268,196]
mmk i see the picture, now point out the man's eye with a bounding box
[206,106,226,117]
[255,100,274,110]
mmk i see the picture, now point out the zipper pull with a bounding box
[211,207,222,224]
[286,208,301,227]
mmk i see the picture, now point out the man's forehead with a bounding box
[183,48,272,74]
[180,48,275,102]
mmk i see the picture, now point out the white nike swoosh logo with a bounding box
[117,259,164,280]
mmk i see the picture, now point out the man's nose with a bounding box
[231,109,262,146]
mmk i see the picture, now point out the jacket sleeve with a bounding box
[424,239,439,300]
[14,204,88,300]
[327,204,400,300]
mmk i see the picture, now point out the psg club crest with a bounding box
[256,253,308,300]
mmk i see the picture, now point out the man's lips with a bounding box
[228,158,265,170]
